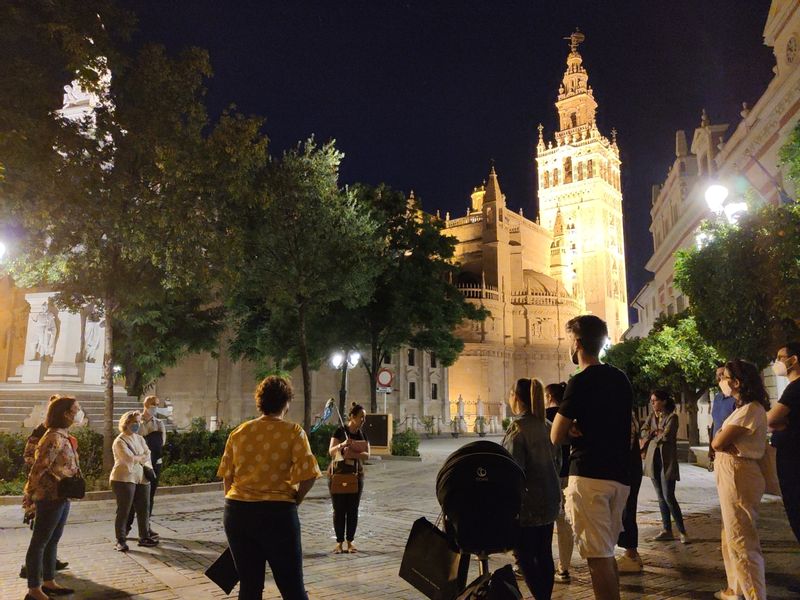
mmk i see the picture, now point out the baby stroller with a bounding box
[436,440,525,583]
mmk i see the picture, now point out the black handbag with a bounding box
[205,547,239,594]
[56,440,85,499]
[122,437,157,484]
[399,516,468,600]
[456,565,522,599]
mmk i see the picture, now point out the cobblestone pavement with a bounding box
[2,435,799,599]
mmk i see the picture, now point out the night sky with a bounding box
[131,1,775,311]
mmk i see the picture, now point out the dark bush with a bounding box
[0,432,26,481]
[163,426,232,465]
[391,429,420,457]
[72,426,103,477]
[159,457,222,486]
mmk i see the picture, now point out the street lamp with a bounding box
[331,350,360,416]
[0,242,6,261]
[705,183,747,224]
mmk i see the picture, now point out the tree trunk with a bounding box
[102,307,114,474]
[368,332,380,413]
[681,384,700,446]
[297,304,312,432]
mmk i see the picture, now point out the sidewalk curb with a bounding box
[0,481,224,506]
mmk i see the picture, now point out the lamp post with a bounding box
[331,350,360,416]
[705,183,748,224]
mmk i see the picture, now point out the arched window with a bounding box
[564,157,573,184]
[570,113,578,128]
[553,169,560,186]
[577,162,584,180]
[543,171,550,188]
[587,159,594,178]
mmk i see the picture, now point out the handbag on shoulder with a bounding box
[330,472,359,494]
[56,440,85,499]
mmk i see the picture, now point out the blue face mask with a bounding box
[130,423,141,434]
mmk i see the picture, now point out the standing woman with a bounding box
[328,402,370,554]
[218,376,321,600]
[504,378,561,600]
[712,359,770,600]
[111,411,158,551]
[643,389,689,543]
[23,396,83,600]
[544,382,574,583]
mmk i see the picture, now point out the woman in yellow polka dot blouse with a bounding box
[217,376,321,600]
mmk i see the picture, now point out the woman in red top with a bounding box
[23,396,83,600]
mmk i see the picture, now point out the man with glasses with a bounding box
[708,366,736,469]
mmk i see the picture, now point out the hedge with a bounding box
[391,429,420,457]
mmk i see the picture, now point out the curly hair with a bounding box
[725,359,770,411]
[255,376,294,415]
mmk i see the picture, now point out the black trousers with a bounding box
[618,464,643,549]
[777,447,800,544]
[126,462,161,532]
[330,477,364,543]
[514,522,555,600]
[224,499,307,600]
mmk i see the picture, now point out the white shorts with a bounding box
[564,475,630,559]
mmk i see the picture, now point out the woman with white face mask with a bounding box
[110,411,158,552]
[711,359,770,600]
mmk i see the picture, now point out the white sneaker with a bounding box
[679,533,690,544]
[616,553,643,573]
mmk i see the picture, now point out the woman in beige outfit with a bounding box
[711,359,770,600]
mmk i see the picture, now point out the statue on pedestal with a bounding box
[29,301,56,360]
[84,309,103,363]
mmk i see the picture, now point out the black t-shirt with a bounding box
[776,378,800,450]
[546,406,571,478]
[333,426,368,444]
[558,363,633,486]
[332,426,368,475]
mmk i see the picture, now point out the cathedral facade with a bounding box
[444,31,629,424]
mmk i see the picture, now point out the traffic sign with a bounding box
[376,368,394,388]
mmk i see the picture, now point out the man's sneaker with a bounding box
[616,553,643,573]
[138,537,159,548]
[554,570,571,583]
[512,565,524,580]
[679,533,691,544]
[56,559,69,570]
[653,530,674,541]
[148,530,160,540]
[115,541,129,552]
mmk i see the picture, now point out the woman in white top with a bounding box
[110,411,158,552]
[711,359,770,600]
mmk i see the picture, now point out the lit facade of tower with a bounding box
[536,31,629,341]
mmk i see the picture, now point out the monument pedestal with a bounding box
[21,360,44,384]
[84,362,104,386]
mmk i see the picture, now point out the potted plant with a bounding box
[474,416,487,437]
[450,417,461,438]
[422,416,435,439]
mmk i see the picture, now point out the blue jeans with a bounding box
[651,450,685,534]
[25,499,70,588]
[223,499,307,600]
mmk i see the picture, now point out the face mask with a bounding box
[156,407,173,418]
[772,360,788,378]
[129,423,141,434]
[720,379,733,397]
[146,407,157,417]
[73,410,85,426]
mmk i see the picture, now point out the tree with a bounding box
[1,38,267,470]
[604,337,650,404]
[635,313,721,444]
[674,203,800,367]
[226,139,379,431]
[332,184,487,413]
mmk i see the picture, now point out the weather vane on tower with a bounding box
[564,28,585,53]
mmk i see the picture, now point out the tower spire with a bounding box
[555,29,597,135]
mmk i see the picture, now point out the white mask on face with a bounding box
[73,409,85,426]
[772,360,788,378]
[720,379,733,397]
[146,407,157,417]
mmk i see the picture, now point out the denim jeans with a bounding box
[25,499,70,588]
[514,522,555,600]
[330,477,363,542]
[651,450,685,534]
[224,499,307,600]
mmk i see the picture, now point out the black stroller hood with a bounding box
[436,440,524,555]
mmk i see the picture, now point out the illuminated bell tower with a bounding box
[536,30,629,341]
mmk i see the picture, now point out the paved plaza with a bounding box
[1,435,799,599]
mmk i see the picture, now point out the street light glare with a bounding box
[330,352,345,369]
[347,351,361,369]
[0,242,5,261]
[705,184,729,214]
[724,201,748,224]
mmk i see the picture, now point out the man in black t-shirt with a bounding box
[551,315,632,600]
[767,342,800,546]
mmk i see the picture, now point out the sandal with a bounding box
[346,542,358,553]
[333,543,343,554]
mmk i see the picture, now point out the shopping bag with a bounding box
[205,547,239,594]
[758,442,781,496]
[399,517,464,600]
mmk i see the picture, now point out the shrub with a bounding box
[0,432,27,481]
[0,476,25,496]
[72,426,103,477]
[163,426,232,465]
[309,423,336,472]
[391,429,420,457]
[159,457,222,486]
